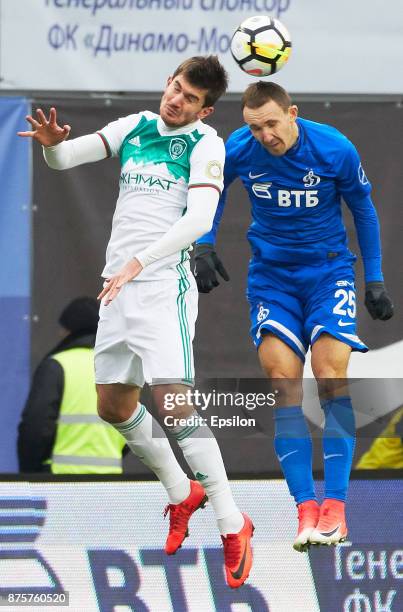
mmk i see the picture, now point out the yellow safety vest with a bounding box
[50,348,125,474]
[356,407,403,469]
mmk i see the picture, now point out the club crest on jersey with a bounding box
[303,169,321,187]
[257,304,270,322]
[169,138,187,160]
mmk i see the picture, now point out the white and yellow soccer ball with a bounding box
[230,15,292,77]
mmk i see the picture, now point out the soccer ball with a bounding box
[230,15,292,77]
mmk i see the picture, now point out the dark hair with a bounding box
[172,55,229,107]
[59,297,99,334]
[241,81,292,112]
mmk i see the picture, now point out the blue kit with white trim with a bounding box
[198,116,383,360]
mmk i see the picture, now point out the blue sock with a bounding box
[321,396,356,502]
[274,406,316,504]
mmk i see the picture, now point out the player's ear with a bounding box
[198,106,214,120]
[289,105,298,121]
[166,76,173,87]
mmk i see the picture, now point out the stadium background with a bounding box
[0,1,402,610]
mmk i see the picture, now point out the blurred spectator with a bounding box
[18,297,125,473]
[356,407,403,469]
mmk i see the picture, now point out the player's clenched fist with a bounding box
[365,281,394,320]
[17,107,71,147]
[194,243,230,293]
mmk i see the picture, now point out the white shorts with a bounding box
[95,277,198,387]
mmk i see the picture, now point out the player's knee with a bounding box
[96,384,141,422]
[96,387,123,422]
[274,368,294,378]
[312,363,347,379]
[262,364,300,378]
[97,395,115,422]
[259,335,303,379]
[151,384,195,421]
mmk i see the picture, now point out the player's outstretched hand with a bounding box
[194,243,229,293]
[98,258,143,306]
[17,107,71,147]
[365,281,394,320]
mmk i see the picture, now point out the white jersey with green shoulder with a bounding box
[98,111,224,281]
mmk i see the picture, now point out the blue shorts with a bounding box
[248,255,368,361]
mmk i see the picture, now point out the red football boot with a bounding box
[164,480,208,555]
[222,513,254,588]
[309,499,348,546]
[293,499,320,552]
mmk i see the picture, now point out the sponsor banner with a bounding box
[0,480,401,611]
[0,0,402,93]
[310,480,403,612]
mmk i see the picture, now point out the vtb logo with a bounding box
[252,181,319,208]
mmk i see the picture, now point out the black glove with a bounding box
[194,243,230,293]
[365,281,394,320]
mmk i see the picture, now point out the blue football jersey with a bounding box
[203,117,374,265]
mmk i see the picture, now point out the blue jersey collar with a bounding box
[286,119,303,156]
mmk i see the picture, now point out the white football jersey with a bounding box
[98,111,225,281]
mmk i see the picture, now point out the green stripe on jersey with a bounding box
[176,250,193,383]
[119,115,204,182]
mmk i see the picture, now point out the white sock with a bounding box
[113,404,190,504]
[173,419,244,535]
[217,512,245,537]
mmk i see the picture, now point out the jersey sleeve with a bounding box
[188,134,225,194]
[345,194,383,282]
[97,113,142,158]
[196,131,240,245]
[335,139,372,200]
[335,140,383,281]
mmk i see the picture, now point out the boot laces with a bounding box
[163,503,192,533]
[222,534,242,567]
